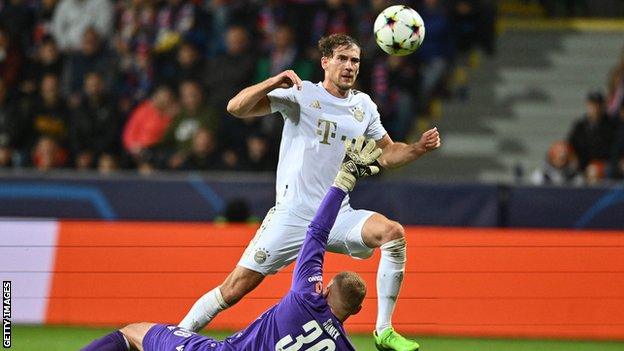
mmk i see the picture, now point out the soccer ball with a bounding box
[373,5,425,56]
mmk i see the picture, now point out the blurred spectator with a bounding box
[158,41,205,88]
[115,0,157,56]
[0,145,12,167]
[122,85,177,158]
[118,42,154,111]
[62,27,117,100]
[203,0,259,57]
[32,0,59,45]
[26,73,69,151]
[452,0,479,55]
[609,101,624,179]
[451,0,479,99]
[417,0,454,104]
[351,0,389,56]
[239,133,275,172]
[136,155,156,174]
[161,80,219,157]
[220,149,239,170]
[69,72,119,169]
[368,55,419,141]
[0,25,23,91]
[584,160,606,185]
[19,36,63,97]
[204,24,258,161]
[254,24,313,83]
[204,25,255,112]
[305,0,354,49]
[203,0,228,57]
[530,141,581,185]
[153,0,209,54]
[255,0,291,53]
[97,153,119,174]
[567,91,614,171]
[0,0,34,52]
[178,127,221,170]
[51,0,114,51]
[31,135,67,170]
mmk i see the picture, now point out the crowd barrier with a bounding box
[0,173,623,228]
[3,220,623,340]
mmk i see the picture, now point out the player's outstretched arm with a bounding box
[226,70,302,118]
[291,137,382,293]
[377,127,441,169]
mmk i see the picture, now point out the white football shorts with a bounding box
[238,206,376,275]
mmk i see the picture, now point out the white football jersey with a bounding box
[268,81,387,220]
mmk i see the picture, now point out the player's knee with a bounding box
[363,218,405,248]
[383,221,404,243]
[120,322,151,350]
[379,221,406,264]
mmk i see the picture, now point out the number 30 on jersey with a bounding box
[275,320,336,351]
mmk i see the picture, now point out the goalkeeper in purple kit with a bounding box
[81,137,382,351]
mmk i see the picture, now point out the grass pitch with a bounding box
[12,325,624,351]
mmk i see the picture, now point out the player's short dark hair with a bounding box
[318,34,361,58]
[333,271,366,314]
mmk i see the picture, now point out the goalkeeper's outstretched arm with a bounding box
[291,137,382,293]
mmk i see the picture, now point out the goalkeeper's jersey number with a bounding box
[275,320,336,351]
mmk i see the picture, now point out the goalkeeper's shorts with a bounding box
[238,206,376,275]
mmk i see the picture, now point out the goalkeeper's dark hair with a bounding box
[318,34,361,58]
[333,271,366,314]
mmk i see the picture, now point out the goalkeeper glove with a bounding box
[333,136,382,192]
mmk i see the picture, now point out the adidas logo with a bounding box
[310,100,321,109]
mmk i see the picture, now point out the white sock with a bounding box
[178,287,229,332]
[375,238,406,334]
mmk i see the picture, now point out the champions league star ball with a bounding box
[373,5,425,56]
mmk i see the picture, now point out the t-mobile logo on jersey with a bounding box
[317,119,352,145]
[317,119,337,145]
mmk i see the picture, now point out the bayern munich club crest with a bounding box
[254,248,270,264]
[350,106,364,122]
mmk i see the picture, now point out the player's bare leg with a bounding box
[120,322,156,350]
[362,213,419,351]
[220,265,266,306]
[80,322,150,351]
[178,266,265,331]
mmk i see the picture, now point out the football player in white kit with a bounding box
[179,34,441,351]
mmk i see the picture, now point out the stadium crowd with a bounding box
[0,0,494,173]
[532,47,624,185]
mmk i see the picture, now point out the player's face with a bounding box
[322,45,361,93]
